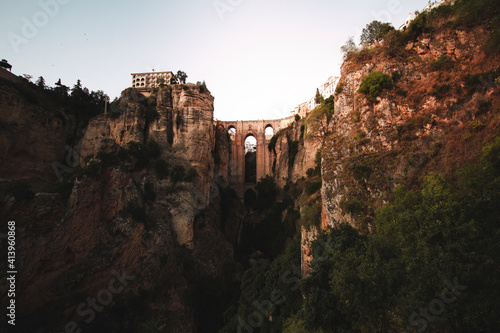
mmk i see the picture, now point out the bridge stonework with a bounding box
[220,117,294,199]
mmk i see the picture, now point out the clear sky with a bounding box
[1,0,427,121]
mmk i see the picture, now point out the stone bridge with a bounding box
[220,117,294,201]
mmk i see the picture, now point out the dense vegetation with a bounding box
[21,75,110,131]
[358,71,393,101]
[224,137,500,333]
[341,0,500,62]
[221,2,500,329]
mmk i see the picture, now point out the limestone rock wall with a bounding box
[1,80,235,332]
[271,120,321,188]
[0,71,76,181]
[80,85,216,248]
[321,23,500,234]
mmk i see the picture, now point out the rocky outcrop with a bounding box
[79,89,147,159]
[0,70,76,181]
[321,20,500,234]
[271,120,321,187]
[80,84,216,248]
[0,80,238,332]
[150,84,216,211]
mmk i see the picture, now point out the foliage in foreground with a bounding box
[292,138,500,332]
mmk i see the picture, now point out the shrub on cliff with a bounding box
[288,139,299,168]
[305,181,322,195]
[358,71,393,101]
[430,55,455,71]
[360,21,394,45]
[154,159,169,179]
[170,165,185,185]
[268,135,278,153]
[296,138,500,332]
[300,202,322,229]
[184,167,198,182]
[340,36,357,61]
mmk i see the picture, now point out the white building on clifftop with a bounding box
[292,76,339,118]
[400,0,454,30]
[131,71,175,89]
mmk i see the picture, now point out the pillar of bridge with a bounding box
[256,130,266,183]
[232,130,245,199]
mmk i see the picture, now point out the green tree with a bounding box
[340,36,357,60]
[170,165,185,185]
[298,138,500,332]
[360,21,394,45]
[255,175,278,210]
[36,76,46,89]
[358,71,393,101]
[176,70,188,84]
[184,166,198,182]
[306,95,334,144]
[222,236,303,332]
[314,88,324,105]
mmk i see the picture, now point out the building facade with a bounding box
[400,0,454,30]
[131,71,175,89]
[292,76,339,118]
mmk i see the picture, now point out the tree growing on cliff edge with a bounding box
[315,88,324,105]
[360,21,394,45]
[340,36,357,61]
[176,70,188,84]
[36,76,46,89]
[306,95,334,144]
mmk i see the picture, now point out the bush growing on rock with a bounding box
[184,167,198,182]
[358,71,393,101]
[170,165,186,185]
[154,159,169,179]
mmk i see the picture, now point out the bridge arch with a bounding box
[220,117,294,199]
[228,125,236,141]
[244,134,257,184]
[265,124,274,138]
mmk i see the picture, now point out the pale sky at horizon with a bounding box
[1,0,427,121]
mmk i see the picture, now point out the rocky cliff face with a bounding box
[321,22,500,234]
[270,120,321,188]
[81,84,216,248]
[293,20,500,275]
[0,80,237,332]
[0,70,76,181]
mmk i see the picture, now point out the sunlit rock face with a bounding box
[81,85,216,248]
[322,24,499,235]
